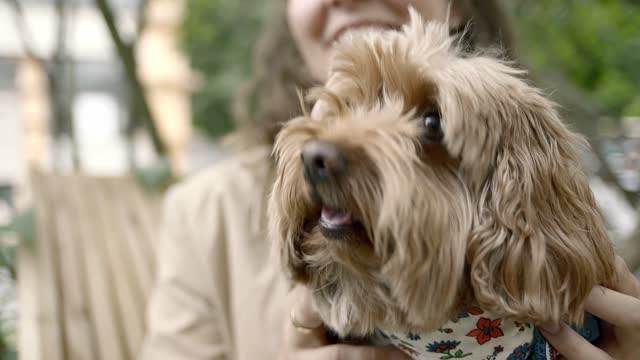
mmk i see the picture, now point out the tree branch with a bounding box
[94,0,165,156]
[136,0,149,37]
[49,0,81,170]
[6,0,38,59]
[125,0,149,138]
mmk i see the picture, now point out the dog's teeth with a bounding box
[320,207,353,226]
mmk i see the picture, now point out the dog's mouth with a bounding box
[320,206,352,227]
[318,205,367,241]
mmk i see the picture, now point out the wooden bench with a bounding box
[18,172,162,360]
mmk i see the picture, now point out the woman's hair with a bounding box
[231,0,515,147]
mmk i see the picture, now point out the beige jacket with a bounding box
[140,147,288,360]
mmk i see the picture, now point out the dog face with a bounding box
[269,10,616,338]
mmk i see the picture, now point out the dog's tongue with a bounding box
[320,206,353,226]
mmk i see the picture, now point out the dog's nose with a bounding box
[301,141,346,183]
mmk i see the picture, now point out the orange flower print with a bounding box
[457,306,484,321]
[467,306,484,315]
[466,317,504,345]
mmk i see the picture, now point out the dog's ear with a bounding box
[440,57,617,324]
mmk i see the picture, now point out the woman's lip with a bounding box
[324,20,398,45]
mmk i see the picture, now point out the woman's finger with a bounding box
[584,286,640,330]
[539,322,611,360]
[291,286,324,329]
[287,285,327,349]
[296,344,410,360]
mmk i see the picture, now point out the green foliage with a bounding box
[0,327,16,360]
[0,208,35,278]
[511,0,640,117]
[0,246,15,278]
[134,157,175,192]
[182,0,640,138]
[0,209,35,245]
[0,208,34,280]
[181,0,269,138]
[625,95,640,117]
[0,268,16,359]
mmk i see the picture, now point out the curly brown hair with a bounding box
[231,0,515,147]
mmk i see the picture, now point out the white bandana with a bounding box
[375,307,546,360]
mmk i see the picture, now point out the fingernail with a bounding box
[540,321,561,335]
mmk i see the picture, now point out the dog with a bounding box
[269,9,616,359]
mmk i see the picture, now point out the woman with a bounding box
[141,1,640,359]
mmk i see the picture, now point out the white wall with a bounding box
[0,2,137,61]
[0,91,26,185]
[73,92,128,175]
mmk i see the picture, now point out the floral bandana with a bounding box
[373,308,600,360]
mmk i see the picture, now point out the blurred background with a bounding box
[0,0,639,359]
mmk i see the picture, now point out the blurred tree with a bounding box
[6,0,80,169]
[181,0,268,138]
[183,0,640,137]
[510,0,640,270]
[95,0,165,157]
[510,0,640,119]
[49,0,80,169]
[9,0,167,171]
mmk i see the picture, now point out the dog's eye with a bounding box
[422,112,443,143]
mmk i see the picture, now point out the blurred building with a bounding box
[2,0,138,178]
[0,0,212,202]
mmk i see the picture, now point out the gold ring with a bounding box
[290,309,321,334]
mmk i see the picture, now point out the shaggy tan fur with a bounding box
[268,10,616,338]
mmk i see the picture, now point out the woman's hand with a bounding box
[279,285,410,360]
[540,256,640,360]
